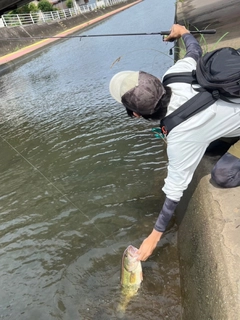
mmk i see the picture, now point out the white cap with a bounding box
[109,70,165,115]
[109,71,139,103]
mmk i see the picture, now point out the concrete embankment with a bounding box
[176,1,240,319]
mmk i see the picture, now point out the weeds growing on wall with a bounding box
[177,23,229,58]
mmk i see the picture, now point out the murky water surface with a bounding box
[0,1,181,319]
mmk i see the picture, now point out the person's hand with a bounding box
[137,229,163,261]
[163,24,190,42]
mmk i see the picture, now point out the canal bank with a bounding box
[0,0,141,73]
[176,1,240,320]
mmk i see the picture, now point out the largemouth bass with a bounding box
[116,245,143,317]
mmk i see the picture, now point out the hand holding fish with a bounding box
[137,229,163,261]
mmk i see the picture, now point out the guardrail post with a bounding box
[17,14,22,26]
[0,17,4,27]
[40,11,45,23]
[2,16,7,27]
[30,13,34,24]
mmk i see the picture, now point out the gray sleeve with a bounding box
[182,33,202,61]
[154,197,179,232]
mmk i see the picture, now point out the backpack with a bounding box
[160,47,240,136]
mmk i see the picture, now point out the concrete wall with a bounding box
[176,0,240,50]
[175,2,240,319]
[177,158,240,320]
[0,1,136,57]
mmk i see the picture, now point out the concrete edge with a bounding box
[176,156,240,320]
[175,2,240,319]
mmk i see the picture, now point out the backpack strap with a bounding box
[218,94,240,104]
[160,90,219,136]
[161,52,240,136]
[163,71,195,86]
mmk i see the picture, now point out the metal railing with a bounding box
[1,0,127,27]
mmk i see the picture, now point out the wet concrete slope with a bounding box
[177,0,240,48]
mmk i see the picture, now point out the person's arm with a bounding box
[154,197,179,232]
[182,33,202,61]
[137,136,210,262]
[137,25,204,262]
[164,24,202,62]
[137,197,178,261]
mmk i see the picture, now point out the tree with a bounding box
[38,0,55,12]
[28,3,39,12]
[9,4,30,14]
[66,0,73,8]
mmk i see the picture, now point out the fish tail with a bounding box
[116,303,125,319]
[116,294,131,318]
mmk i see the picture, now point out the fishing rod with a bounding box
[0,29,216,41]
[77,29,217,37]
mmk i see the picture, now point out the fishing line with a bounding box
[110,47,174,68]
[0,130,158,294]
[1,132,129,289]
[0,133,120,251]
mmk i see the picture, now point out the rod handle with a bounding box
[193,29,217,34]
[161,29,216,35]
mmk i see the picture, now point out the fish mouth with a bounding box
[124,245,140,271]
[126,245,138,258]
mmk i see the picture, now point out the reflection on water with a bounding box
[0,0,181,319]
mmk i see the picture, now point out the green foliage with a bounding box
[177,23,229,58]
[9,4,30,14]
[199,31,229,53]
[66,0,73,8]
[28,3,39,13]
[38,0,54,12]
[8,2,39,14]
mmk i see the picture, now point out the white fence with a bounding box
[1,0,127,28]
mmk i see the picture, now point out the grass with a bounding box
[177,23,229,58]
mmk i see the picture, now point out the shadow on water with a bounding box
[0,0,181,319]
